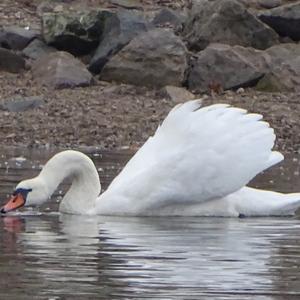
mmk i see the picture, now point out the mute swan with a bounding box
[1,100,300,217]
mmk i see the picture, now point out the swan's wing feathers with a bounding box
[109,99,203,182]
[108,100,282,207]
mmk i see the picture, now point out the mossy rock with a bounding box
[42,10,114,55]
[255,74,282,92]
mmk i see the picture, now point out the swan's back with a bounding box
[103,100,283,213]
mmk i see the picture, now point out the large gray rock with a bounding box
[183,0,279,51]
[187,42,300,93]
[256,43,300,92]
[187,44,265,93]
[256,57,300,92]
[0,26,38,50]
[42,10,114,55]
[265,43,300,66]
[0,48,26,73]
[23,38,56,60]
[89,10,151,74]
[100,28,188,87]
[258,2,300,41]
[32,51,93,89]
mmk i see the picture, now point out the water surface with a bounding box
[1,147,300,299]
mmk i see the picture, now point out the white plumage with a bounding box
[4,100,300,217]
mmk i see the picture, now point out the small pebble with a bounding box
[236,87,245,94]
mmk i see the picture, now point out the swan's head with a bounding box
[1,178,49,214]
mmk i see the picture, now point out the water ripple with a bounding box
[1,148,300,299]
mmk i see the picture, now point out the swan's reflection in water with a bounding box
[1,146,300,299]
[1,214,300,299]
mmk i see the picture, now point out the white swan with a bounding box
[2,100,300,217]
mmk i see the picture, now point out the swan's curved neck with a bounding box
[39,150,101,214]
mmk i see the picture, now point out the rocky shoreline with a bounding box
[0,0,300,154]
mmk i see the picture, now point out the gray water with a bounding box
[1,147,300,300]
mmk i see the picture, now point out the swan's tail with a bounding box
[279,193,300,215]
[233,187,300,216]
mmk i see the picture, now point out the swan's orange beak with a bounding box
[1,193,25,214]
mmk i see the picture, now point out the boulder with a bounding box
[187,44,265,93]
[32,51,93,89]
[0,48,26,73]
[100,28,188,87]
[89,9,151,74]
[256,57,300,92]
[187,42,300,93]
[256,44,300,92]
[227,45,271,72]
[23,38,56,60]
[258,2,300,41]
[0,96,44,112]
[183,0,279,51]
[265,43,300,66]
[42,10,114,55]
[0,26,39,50]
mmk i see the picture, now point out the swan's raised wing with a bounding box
[106,100,283,210]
